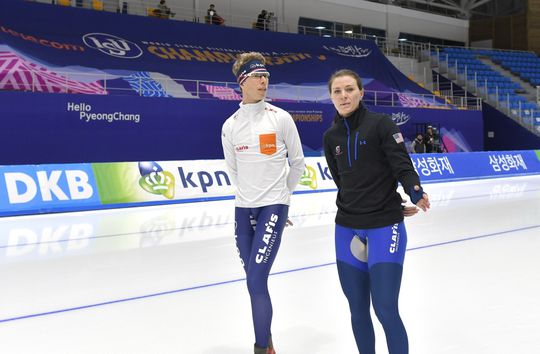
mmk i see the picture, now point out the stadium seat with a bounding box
[92,0,103,11]
[147,8,160,17]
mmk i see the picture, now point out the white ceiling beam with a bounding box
[404,0,466,14]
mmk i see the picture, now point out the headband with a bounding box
[236,60,270,85]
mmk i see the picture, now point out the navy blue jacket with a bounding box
[323,105,421,229]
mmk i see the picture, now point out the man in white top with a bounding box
[221,52,305,354]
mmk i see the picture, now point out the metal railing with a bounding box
[430,49,540,135]
[45,0,285,31]
[0,68,482,110]
[40,0,435,60]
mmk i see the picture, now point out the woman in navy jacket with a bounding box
[323,69,430,354]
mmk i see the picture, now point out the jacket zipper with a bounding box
[354,131,359,160]
[343,119,352,167]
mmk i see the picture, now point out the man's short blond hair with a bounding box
[232,52,266,77]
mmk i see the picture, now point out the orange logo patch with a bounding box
[259,133,277,155]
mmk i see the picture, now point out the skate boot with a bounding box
[254,344,267,354]
[254,343,276,354]
[267,335,276,354]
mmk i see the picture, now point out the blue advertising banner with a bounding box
[0,151,538,217]
[411,150,540,182]
[0,91,482,164]
[0,0,443,106]
[0,163,100,215]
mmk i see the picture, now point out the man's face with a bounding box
[241,73,269,104]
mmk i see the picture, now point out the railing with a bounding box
[430,44,537,57]
[430,49,540,135]
[42,1,539,61]
[295,27,432,60]
[40,0,435,60]
[0,68,482,110]
[45,0,286,31]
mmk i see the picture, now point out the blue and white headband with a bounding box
[236,60,270,85]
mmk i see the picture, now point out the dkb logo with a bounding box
[83,33,143,58]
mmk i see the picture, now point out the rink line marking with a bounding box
[1,186,540,250]
[407,224,540,251]
[0,224,538,325]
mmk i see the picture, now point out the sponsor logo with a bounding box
[389,223,400,254]
[391,112,411,126]
[299,165,317,189]
[323,45,372,58]
[138,162,175,199]
[83,33,143,58]
[335,145,342,156]
[177,166,231,193]
[256,213,279,264]
[259,133,277,155]
[235,145,249,152]
[3,169,94,204]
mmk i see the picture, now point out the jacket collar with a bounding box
[239,100,266,117]
[334,104,367,131]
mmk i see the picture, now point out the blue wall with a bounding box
[0,91,483,164]
[483,103,540,151]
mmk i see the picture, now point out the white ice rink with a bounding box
[0,175,539,354]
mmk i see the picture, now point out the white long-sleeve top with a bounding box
[221,100,305,207]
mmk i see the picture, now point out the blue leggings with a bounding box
[235,204,289,348]
[335,222,408,354]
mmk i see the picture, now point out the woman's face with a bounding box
[330,75,363,117]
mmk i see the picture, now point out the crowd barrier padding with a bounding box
[1,151,539,217]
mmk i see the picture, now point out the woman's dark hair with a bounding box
[327,69,363,93]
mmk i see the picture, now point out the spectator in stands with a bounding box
[156,0,175,19]
[207,4,224,25]
[255,10,268,30]
[411,133,426,153]
[323,69,429,354]
[221,52,305,354]
[424,126,439,153]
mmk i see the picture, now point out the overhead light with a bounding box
[398,38,407,41]
[344,30,353,34]
[323,34,332,37]
[315,26,326,30]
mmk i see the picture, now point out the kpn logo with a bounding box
[299,165,317,189]
[138,162,175,199]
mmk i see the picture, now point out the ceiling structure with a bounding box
[369,0,526,19]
